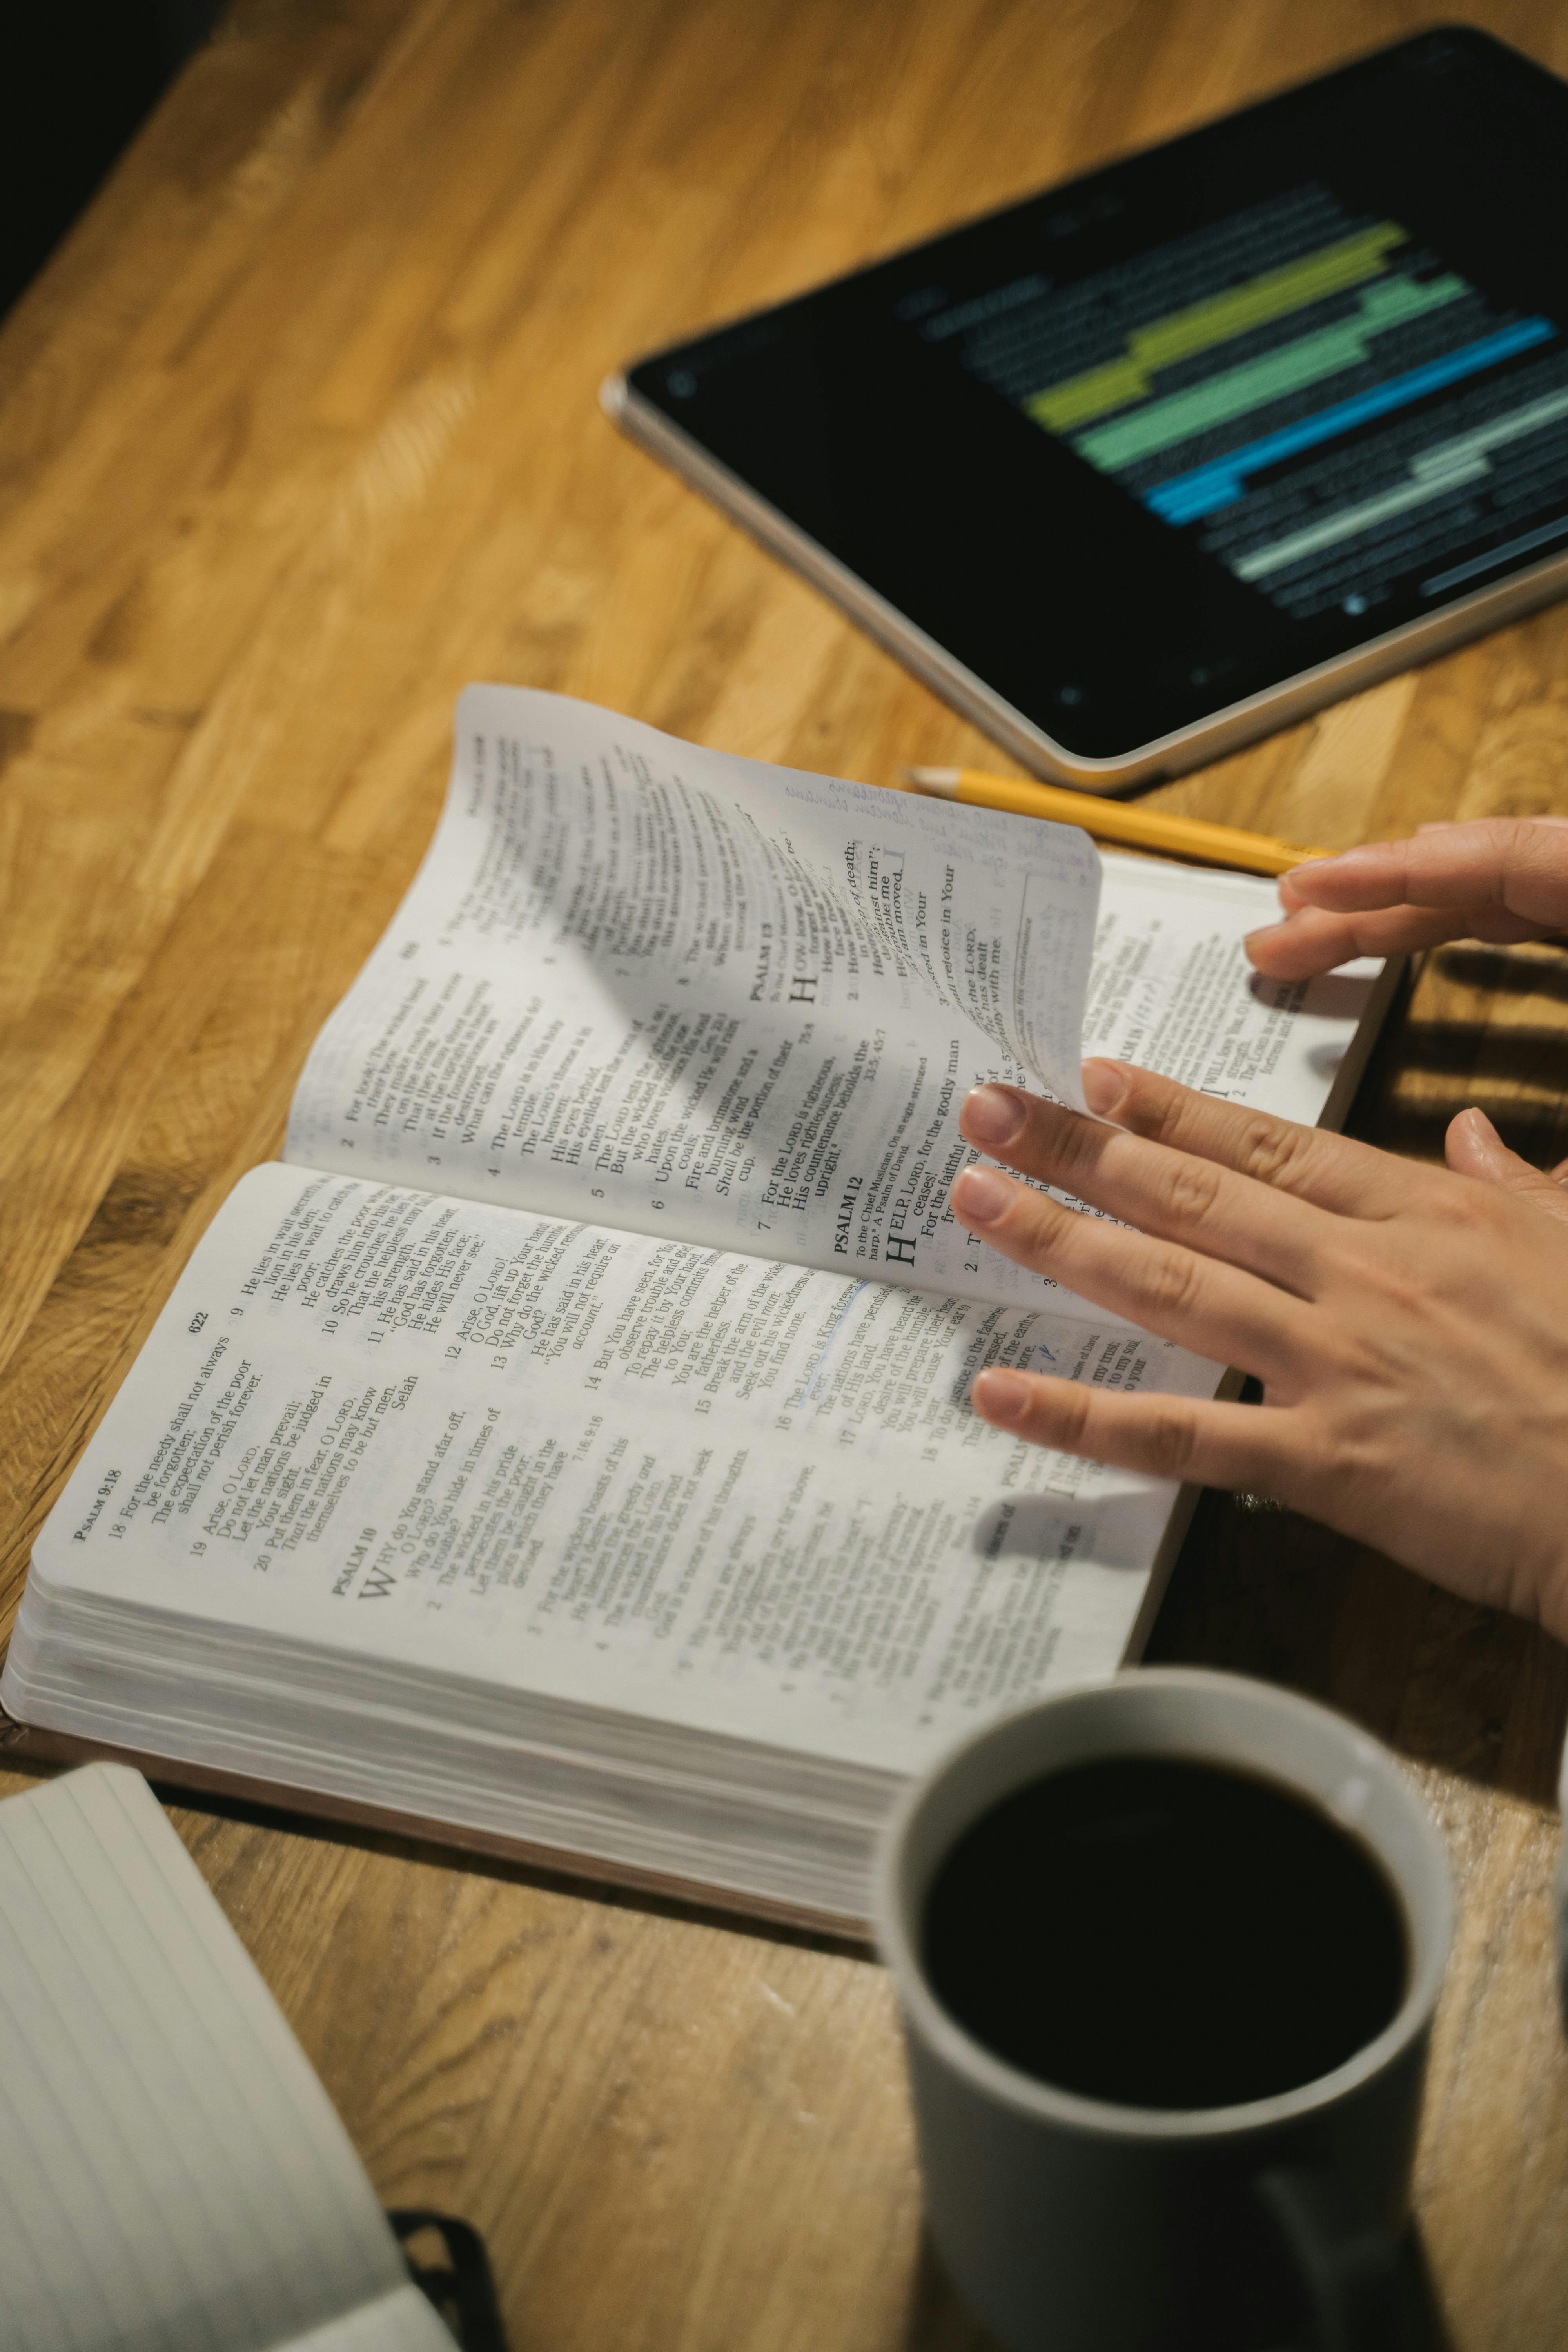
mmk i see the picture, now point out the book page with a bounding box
[285,692,1381,1319]
[18,1165,1221,1777]
[0,1764,448,2352]
[285,685,1103,1307]
[1088,853,1383,1124]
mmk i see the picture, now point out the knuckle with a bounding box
[1105,1068,1181,1142]
[1432,1180,1508,1247]
[1139,1243,1205,1322]
[1315,1324,1382,1387]
[1045,1382,1096,1450]
[1441,1183,1494,1232]
[1030,1103,1105,1181]
[1157,1156,1224,1229]
[1017,1189,1073,1256]
[1322,1415,1387,1488]
[1138,1404,1200,1479]
[1232,1114,1318,1191]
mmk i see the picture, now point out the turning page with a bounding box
[285,685,1102,1305]
[285,690,1385,1316]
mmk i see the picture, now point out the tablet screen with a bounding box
[623,30,1568,767]
[949,187,1563,622]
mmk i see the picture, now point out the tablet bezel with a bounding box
[606,29,1568,793]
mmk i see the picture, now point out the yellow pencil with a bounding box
[906,766,1327,879]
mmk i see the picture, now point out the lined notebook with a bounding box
[0,1764,452,2352]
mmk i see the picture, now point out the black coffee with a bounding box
[922,1755,1407,2111]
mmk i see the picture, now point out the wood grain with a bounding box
[3,1,1568,2345]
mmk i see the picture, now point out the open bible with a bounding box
[1,688,1397,1929]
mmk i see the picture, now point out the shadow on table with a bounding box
[1360,1018,1568,1174]
[1145,1481,1568,1812]
[1147,949,1568,1812]
[900,2235,999,2352]
[130,1769,879,1958]
[1435,942,1568,1003]
[1349,962,1568,1171]
[898,2219,1454,2351]
[1383,1014,1568,1089]
[1156,957,1567,1813]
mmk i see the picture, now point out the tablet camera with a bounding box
[1417,35,1462,76]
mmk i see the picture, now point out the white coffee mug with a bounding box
[875,1668,1454,2352]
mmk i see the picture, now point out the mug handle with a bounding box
[1255,2166,1416,2351]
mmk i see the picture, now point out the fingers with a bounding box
[950,1160,1308,1376]
[957,1081,1326,1289]
[1283,819,1568,926]
[1445,1107,1568,1224]
[970,1367,1297,1492]
[1074,1060,1417,1219]
[1246,817,1568,977]
[1418,816,1568,833]
[1244,902,1512,979]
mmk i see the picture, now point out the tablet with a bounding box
[604,29,1568,791]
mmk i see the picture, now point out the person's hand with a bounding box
[950,1065,1568,1636]
[1245,815,1568,980]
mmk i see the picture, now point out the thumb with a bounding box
[1446,1107,1568,1222]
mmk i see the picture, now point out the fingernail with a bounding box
[1244,921,1290,949]
[973,1367,1031,1424]
[1080,1058,1127,1116]
[1449,1106,1511,1181]
[952,1165,1016,1225]
[961,1084,1027,1149]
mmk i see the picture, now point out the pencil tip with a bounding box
[906,767,961,797]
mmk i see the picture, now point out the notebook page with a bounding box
[0,1766,446,2352]
[281,2289,460,2351]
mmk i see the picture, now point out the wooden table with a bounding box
[3,2,1568,2342]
